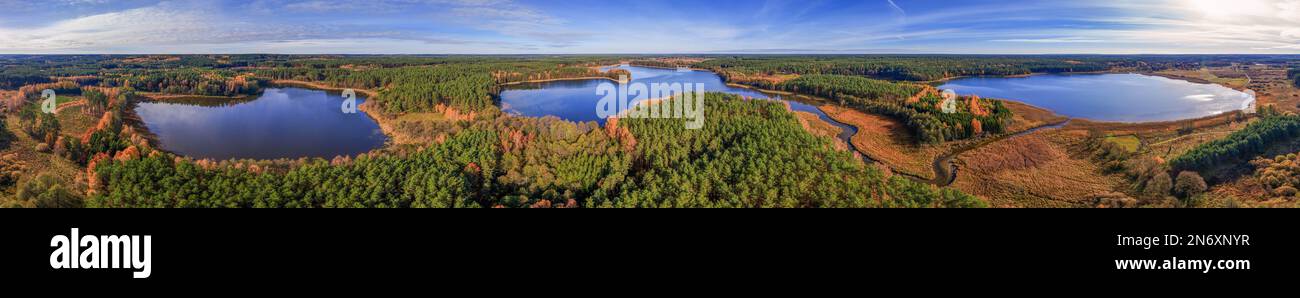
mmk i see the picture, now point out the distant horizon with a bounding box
[5,52,1300,56]
[1,0,1297,55]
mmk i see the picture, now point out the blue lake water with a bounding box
[135,87,387,160]
[500,65,858,146]
[939,73,1253,122]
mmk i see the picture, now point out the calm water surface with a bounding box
[939,73,1253,122]
[135,88,387,160]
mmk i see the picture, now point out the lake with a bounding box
[135,87,387,160]
[938,73,1253,122]
[500,65,858,147]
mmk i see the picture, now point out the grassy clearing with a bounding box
[1104,135,1140,153]
[952,130,1124,207]
[55,105,100,138]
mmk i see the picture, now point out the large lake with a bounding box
[939,73,1253,122]
[135,87,387,160]
[500,65,858,146]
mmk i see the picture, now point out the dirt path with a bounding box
[54,99,86,114]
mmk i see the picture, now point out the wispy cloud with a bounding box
[992,37,1107,43]
[886,0,906,16]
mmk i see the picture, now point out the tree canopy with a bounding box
[88,93,985,208]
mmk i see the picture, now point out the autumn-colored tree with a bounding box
[1146,172,1173,197]
[1174,171,1208,198]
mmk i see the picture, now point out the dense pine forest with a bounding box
[1169,109,1300,173]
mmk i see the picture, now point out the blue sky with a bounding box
[1,0,1297,54]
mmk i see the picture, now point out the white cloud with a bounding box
[0,3,221,52]
[1070,0,1300,52]
[0,0,528,53]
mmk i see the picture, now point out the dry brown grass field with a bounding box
[793,111,845,150]
[951,129,1124,207]
[818,104,943,179]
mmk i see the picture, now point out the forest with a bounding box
[253,58,626,113]
[1169,109,1300,173]
[769,74,1010,143]
[0,72,51,90]
[99,69,266,97]
[775,74,922,102]
[87,93,984,208]
[1289,67,1299,88]
[694,56,1115,81]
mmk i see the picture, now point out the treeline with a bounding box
[88,93,985,208]
[253,61,625,114]
[1170,109,1300,172]
[0,73,52,90]
[694,56,1115,81]
[774,74,922,102]
[7,81,82,112]
[848,94,1010,144]
[764,74,1009,143]
[100,69,266,97]
[1288,67,1299,88]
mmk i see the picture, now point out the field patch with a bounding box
[952,130,1123,207]
[1104,135,1140,153]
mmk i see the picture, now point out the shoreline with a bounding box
[1143,72,1214,85]
[271,80,380,98]
[138,92,258,102]
[130,81,395,163]
[497,76,619,86]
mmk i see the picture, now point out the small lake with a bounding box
[939,73,1253,122]
[135,87,387,160]
[500,65,858,147]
